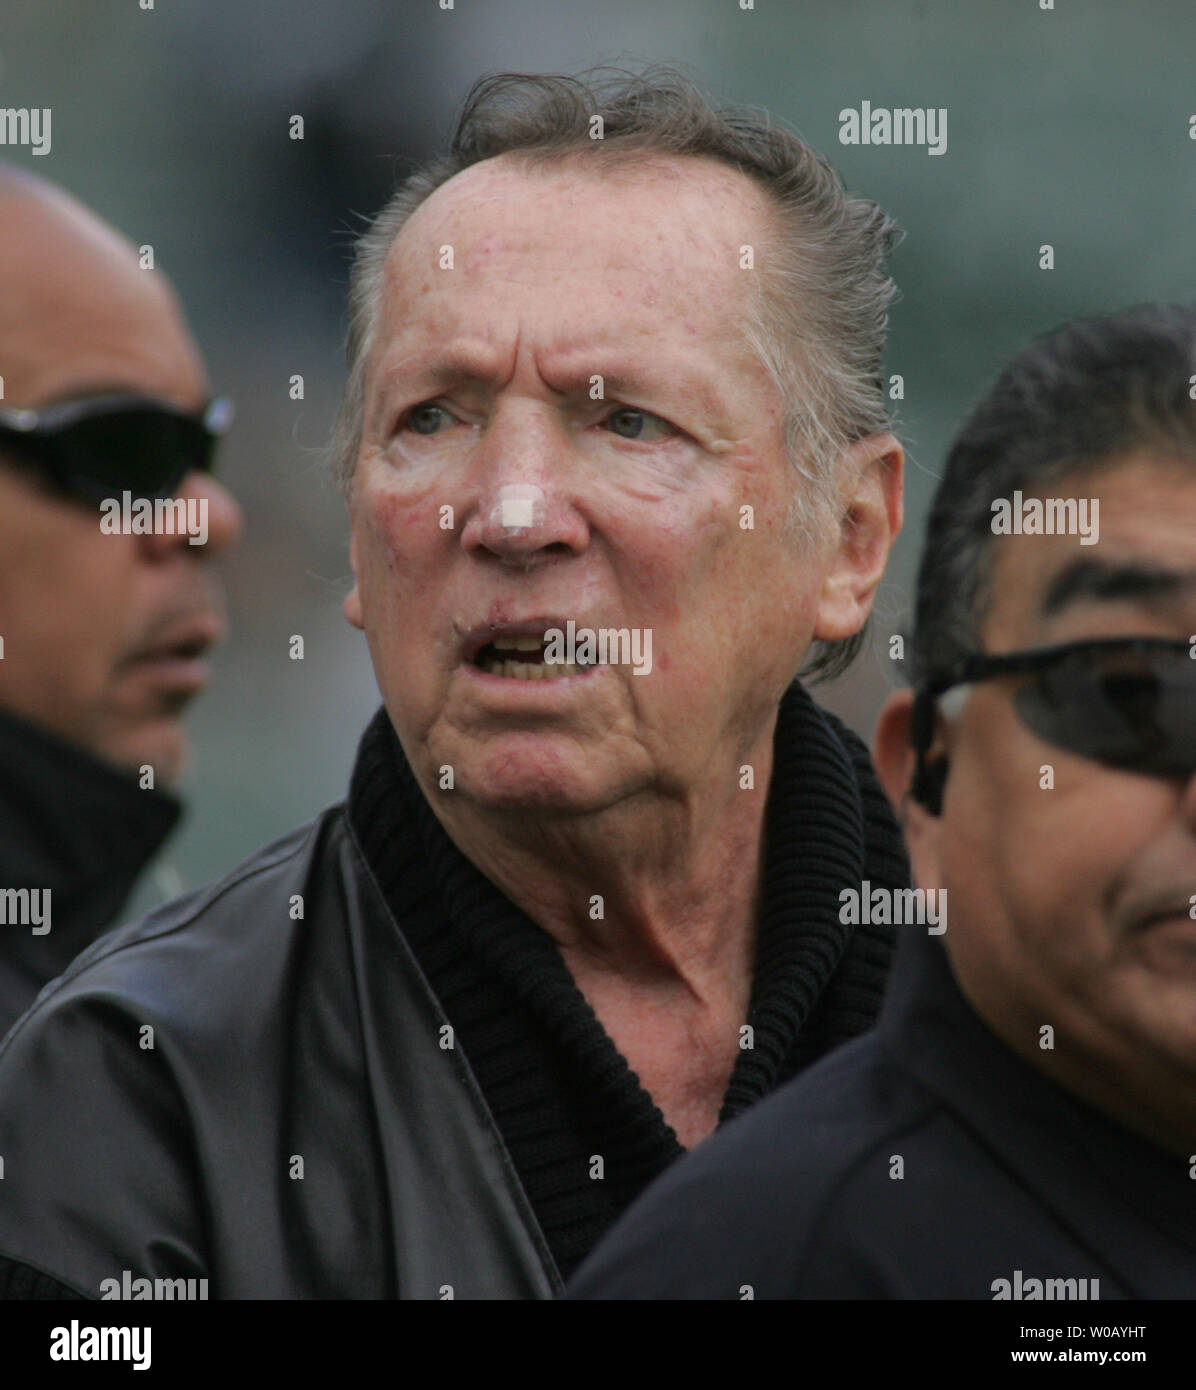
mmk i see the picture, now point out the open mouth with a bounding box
[473,634,585,681]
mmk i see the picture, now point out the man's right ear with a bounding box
[872,688,948,890]
[875,687,950,816]
[873,689,919,814]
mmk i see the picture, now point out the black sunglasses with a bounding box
[0,394,233,504]
[912,637,1196,802]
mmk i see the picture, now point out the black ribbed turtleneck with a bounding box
[347,679,909,1280]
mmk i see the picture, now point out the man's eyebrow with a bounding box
[402,361,477,391]
[1039,558,1196,615]
[377,348,723,405]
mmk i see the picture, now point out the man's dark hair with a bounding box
[331,65,901,682]
[909,303,1196,687]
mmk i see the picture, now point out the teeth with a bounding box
[492,634,544,652]
[481,656,581,680]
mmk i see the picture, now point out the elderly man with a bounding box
[0,168,241,1035]
[569,304,1196,1300]
[0,70,905,1299]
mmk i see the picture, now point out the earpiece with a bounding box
[908,685,949,815]
[910,756,948,816]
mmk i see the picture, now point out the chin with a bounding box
[453,754,613,818]
[463,777,601,818]
[101,721,185,787]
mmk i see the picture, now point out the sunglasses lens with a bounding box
[59,409,213,499]
[1015,646,1196,776]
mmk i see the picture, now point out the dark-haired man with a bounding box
[0,169,241,1036]
[570,303,1196,1300]
[0,69,905,1299]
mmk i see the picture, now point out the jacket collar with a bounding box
[350,677,906,1124]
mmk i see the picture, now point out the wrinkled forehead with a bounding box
[373,153,773,345]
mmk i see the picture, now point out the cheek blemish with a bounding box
[376,491,411,534]
[368,489,441,569]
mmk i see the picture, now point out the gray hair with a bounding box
[332,66,901,680]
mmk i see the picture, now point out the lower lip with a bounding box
[461,660,601,695]
[125,653,212,693]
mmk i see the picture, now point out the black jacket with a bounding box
[0,684,909,1299]
[568,918,1196,1299]
[0,708,179,1036]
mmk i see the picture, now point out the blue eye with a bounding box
[405,404,455,435]
[604,408,676,441]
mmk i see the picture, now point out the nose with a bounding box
[459,411,589,569]
[139,468,244,559]
[190,471,243,553]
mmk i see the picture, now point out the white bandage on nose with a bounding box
[492,484,544,532]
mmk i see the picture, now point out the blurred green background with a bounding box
[1,0,1193,889]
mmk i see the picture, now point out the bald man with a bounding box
[0,168,241,1033]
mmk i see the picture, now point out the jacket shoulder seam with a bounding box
[0,809,343,1049]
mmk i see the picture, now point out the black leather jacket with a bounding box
[0,808,559,1299]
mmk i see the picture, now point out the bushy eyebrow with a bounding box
[373,343,729,413]
[1040,557,1196,616]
